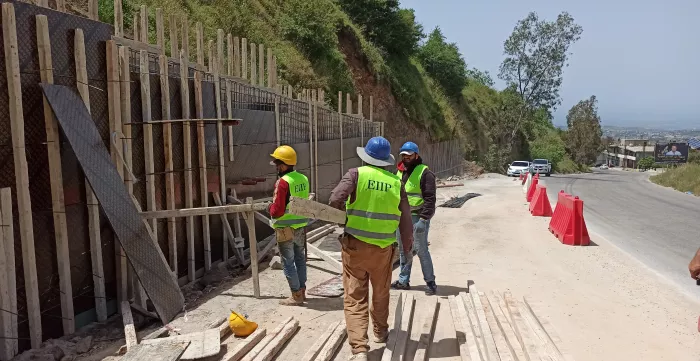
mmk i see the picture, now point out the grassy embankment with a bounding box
[651,164,700,196]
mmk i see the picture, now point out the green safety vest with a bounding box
[345,166,402,248]
[271,171,310,229]
[397,164,428,210]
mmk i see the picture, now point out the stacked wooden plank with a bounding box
[447,285,575,361]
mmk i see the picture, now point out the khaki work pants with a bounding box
[341,234,395,354]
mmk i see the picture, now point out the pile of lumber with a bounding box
[449,286,574,361]
[383,287,574,361]
[120,312,300,361]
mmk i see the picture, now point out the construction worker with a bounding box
[391,141,438,295]
[268,145,310,306]
[329,136,414,361]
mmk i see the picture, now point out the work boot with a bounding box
[373,329,388,343]
[425,281,438,296]
[279,290,304,306]
[390,280,410,290]
[300,287,306,301]
[348,352,368,361]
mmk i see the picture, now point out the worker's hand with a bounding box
[414,219,427,235]
[689,252,700,279]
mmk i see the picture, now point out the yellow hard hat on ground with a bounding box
[270,145,297,165]
[228,310,258,337]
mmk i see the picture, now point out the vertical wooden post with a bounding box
[75,28,107,323]
[0,188,17,358]
[180,50,195,282]
[358,94,363,117]
[217,29,224,75]
[114,44,128,310]
[250,42,257,86]
[139,5,148,44]
[114,0,123,36]
[207,40,214,73]
[226,79,234,162]
[272,55,278,90]
[245,197,260,298]
[313,104,319,195]
[159,55,177,277]
[233,36,240,78]
[227,34,233,76]
[241,38,247,81]
[369,96,373,121]
[338,92,344,176]
[88,0,98,20]
[258,44,264,86]
[140,50,158,250]
[196,22,204,66]
[181,15,189,63]
[213,56,228,262]
[193,71,211,271]
[132,14,139,42]
[36,14,75,336]
[266,48,272,88]
[307,102,314,193]
[346,93,351,114]
[275,98,280,147]
[156,8,164,54]
[169,14,178,58]
[56,0,65,12]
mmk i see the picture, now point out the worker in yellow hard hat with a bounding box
[268,145,310,306]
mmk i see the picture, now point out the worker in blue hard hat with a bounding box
[391,141,438,295]
[329,136,414,361]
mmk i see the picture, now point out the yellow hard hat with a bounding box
[270,145,297,165]
[228,310,258,337]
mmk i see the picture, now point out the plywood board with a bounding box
[39,84,184,324]
[142,328,220,359]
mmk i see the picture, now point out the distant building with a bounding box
[601,139,654,168]
[689,138,700,150]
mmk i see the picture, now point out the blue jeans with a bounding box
[277,228,307,292]
[396,214,435,285]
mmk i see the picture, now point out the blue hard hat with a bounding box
[356,136,395,167]
[399,141,419,155]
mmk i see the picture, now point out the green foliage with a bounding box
[529,128,566,165]
[499,11,583,112]
[566,95,603,165]
[337,0,424,57]
[417,28,468,97]
[651,164,700,196]
[638,156,655,169]
[466,68,494,87]
[555,156,590,174]
[688,150,700,164]
[99,0,135,30]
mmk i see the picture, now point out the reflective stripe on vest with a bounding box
[397,164,428,209]
[345,166,402,248]
[271,171,310,229]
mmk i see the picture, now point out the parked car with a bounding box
[507,161,530,177]
[530,159,552,176]
[600,164,609,170]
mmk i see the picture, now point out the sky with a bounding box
[400,0,700,129]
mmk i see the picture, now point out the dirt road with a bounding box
[110,173,699,360]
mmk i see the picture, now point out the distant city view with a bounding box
[601,125,700,142]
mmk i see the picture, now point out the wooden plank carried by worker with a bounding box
[121,341,190,361]
[414,297,439,361]
[252,318,298,361]
[300,321,341,361]
[142,328,220,359]
[287,197,346,224]
[241,317,293,361]
[220,327,266,361]
[470,287,499,361]
[4,3,42,348]
[307,243,342,273]
[315,321,346,361]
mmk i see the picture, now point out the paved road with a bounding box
[540,169,700,297]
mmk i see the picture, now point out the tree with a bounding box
[337,0,424,58]
[418,27,468,97]
[566,95,603,165]
[466,68,494,87]
[638,156,654,169]
[498,12,583,111]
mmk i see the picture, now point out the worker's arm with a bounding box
[329,169,357,210]
[418,169,437,220]
[268,178,290,219]
[398,187,414,253]
[689,247,700,279]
